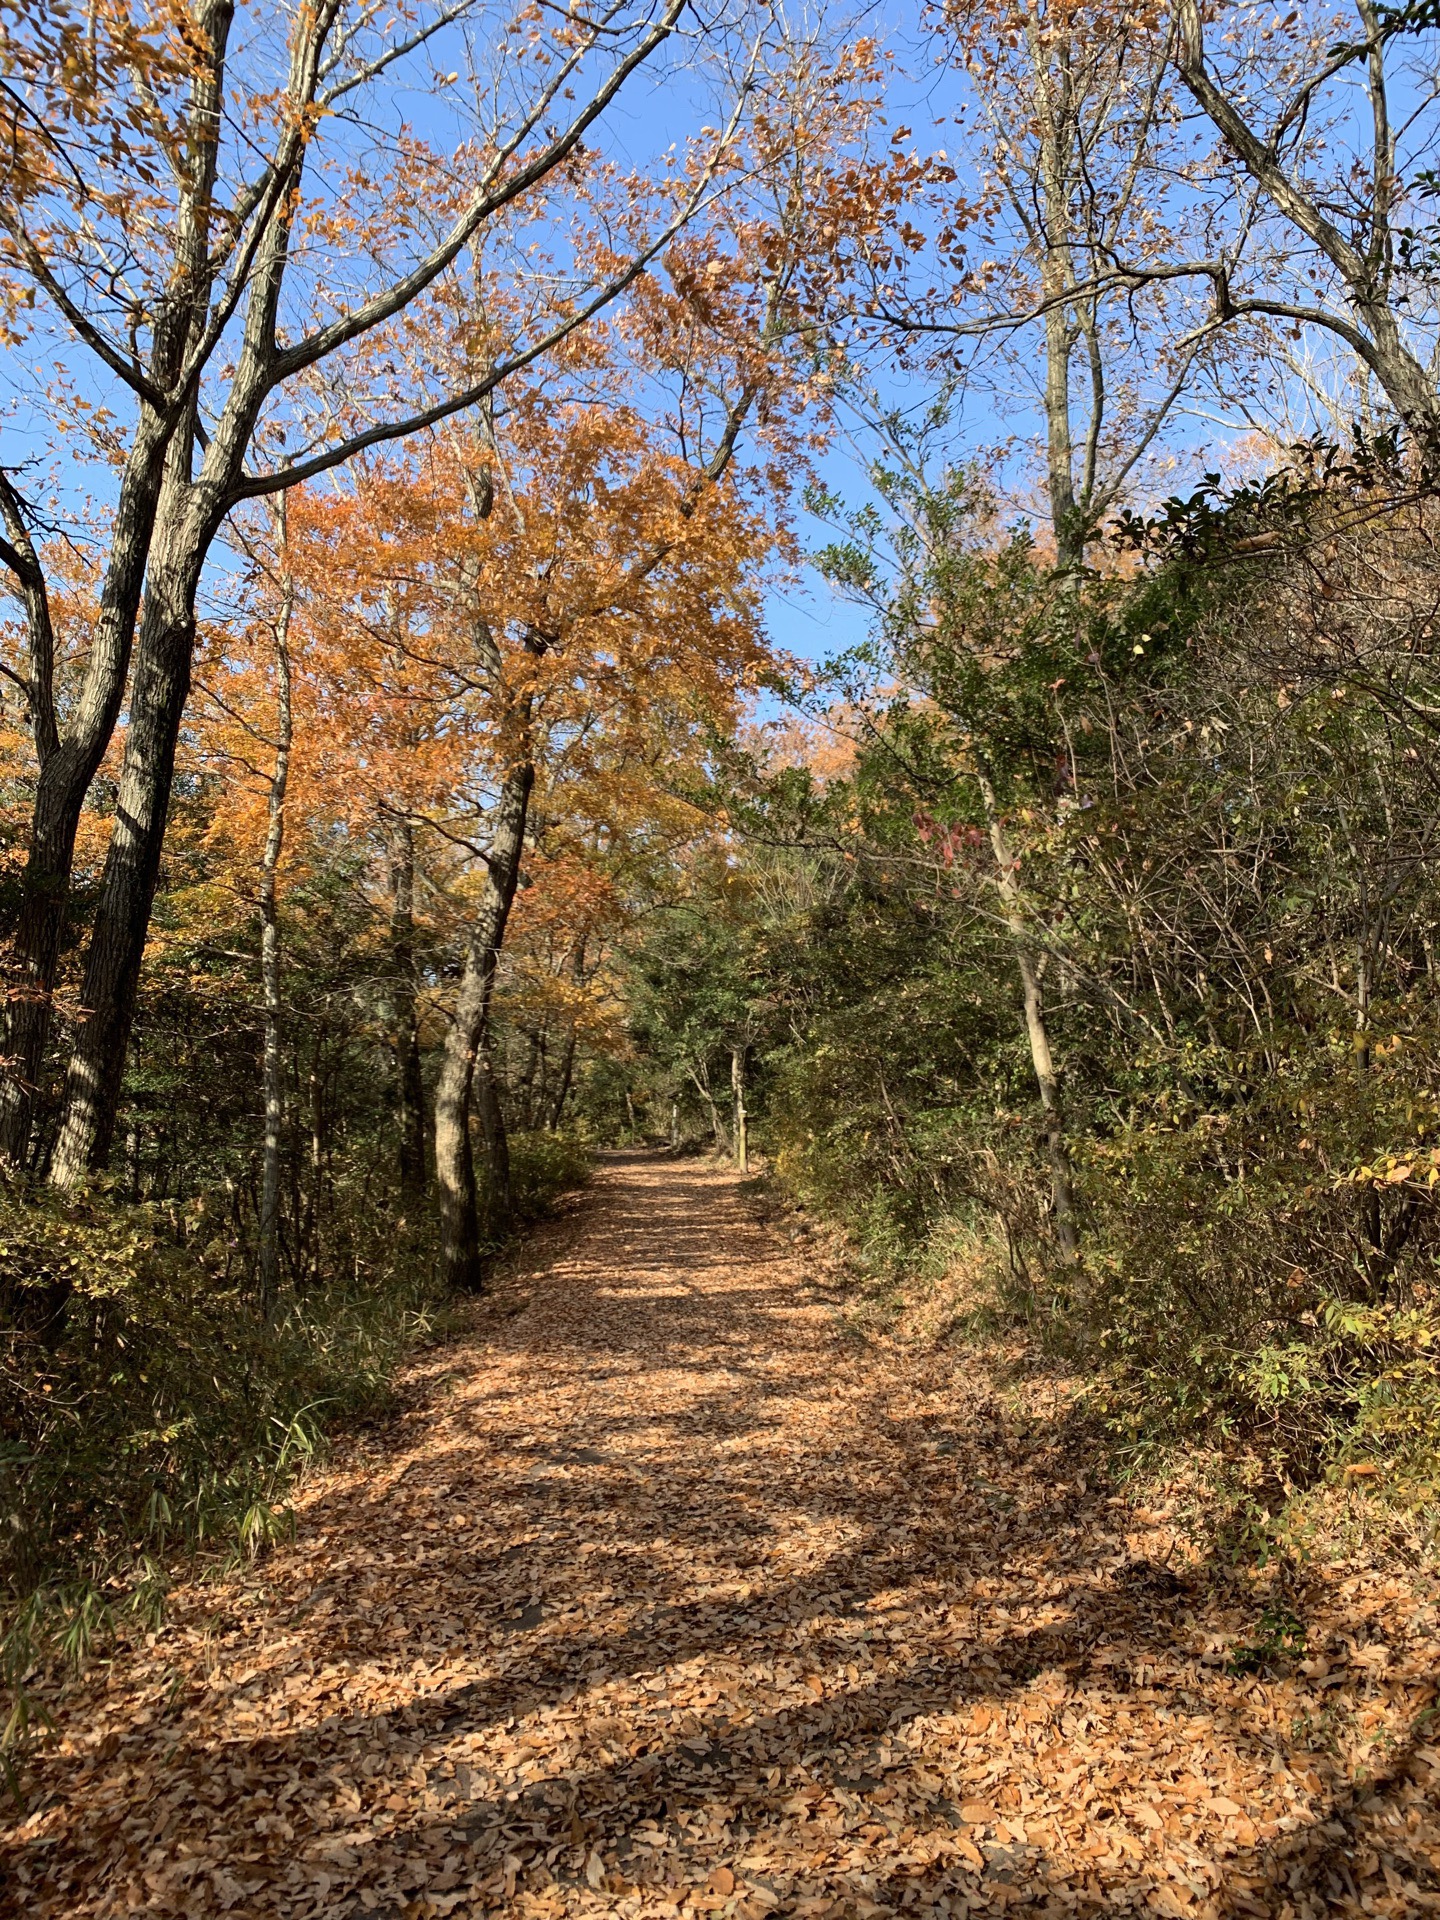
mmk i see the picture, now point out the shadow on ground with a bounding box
[4,1153,1436,1919]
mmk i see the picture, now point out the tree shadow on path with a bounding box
[4,1154,1438,1919]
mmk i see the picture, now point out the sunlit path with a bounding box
[4,1154,1437,1919]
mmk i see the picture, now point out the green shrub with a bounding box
[500,1130,592,1230]
[0,1181,441,1727]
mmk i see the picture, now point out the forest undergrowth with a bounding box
[746,1161,1440,1616]
[0,1133,591,1749]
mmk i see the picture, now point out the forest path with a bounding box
[5,1153,1438,1920]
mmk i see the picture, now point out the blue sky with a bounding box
[9,0,1423,693]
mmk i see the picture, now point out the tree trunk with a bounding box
[473,1037,512,1233]
[387,818,427,1207]
[976,769,1080,1264]
[1356,921,1384,1259]
[257,527,294,1319]
[48,500,207,1188]
[1040,260,1084,575]
[546,934,585,1131]
[549,1029,578,1131]
[516,1026,544,1131]
[2,1,236,1172]
[688,1063,728,1154]
[731,1043,749,1173]
[307,1028,328,1281]
[0,409,175,1169]
[1020,3,1091,579]
[433,758,533,1292]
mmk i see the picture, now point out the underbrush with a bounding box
[1074,1124,1440,1524]
[0,1129,591,1748]
[762,1117,1440,1559]
[491,1129,593,1241]
[0,1184,438,1742]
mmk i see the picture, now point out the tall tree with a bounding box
[424,33,880,1285]
[254,507,294,1319]
[858,0,1205,566]
[427,390,784,1287]
[0,0,736,1184]
[812,439,1090,1260]
[1174,0,1440,450]
[386,819,428,1209]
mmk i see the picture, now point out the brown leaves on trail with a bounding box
[4,1156,1440,1919]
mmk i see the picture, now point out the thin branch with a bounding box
[0,469,58,762]
[275,0,689,383]
[0,214,167,405]
[231,106,743,501]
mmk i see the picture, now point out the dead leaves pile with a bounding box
[4,1155,1439,1919]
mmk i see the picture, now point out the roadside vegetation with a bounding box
[8,0,1440,1748]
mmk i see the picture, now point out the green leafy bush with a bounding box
[0,1182,440,1724]
[499,1130,593,1233]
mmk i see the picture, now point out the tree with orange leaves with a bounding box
[0,0,760,1195]
[179,344,783,1284]
[264,381,784,1283]
[175,28,890,1287]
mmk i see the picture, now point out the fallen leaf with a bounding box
[7,1158,1438,1920]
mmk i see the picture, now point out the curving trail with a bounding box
[4,1152,1438,1919]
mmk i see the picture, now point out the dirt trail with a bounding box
[4,1153,1438,1919]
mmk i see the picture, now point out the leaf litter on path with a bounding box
[4,1153,1439,1918]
